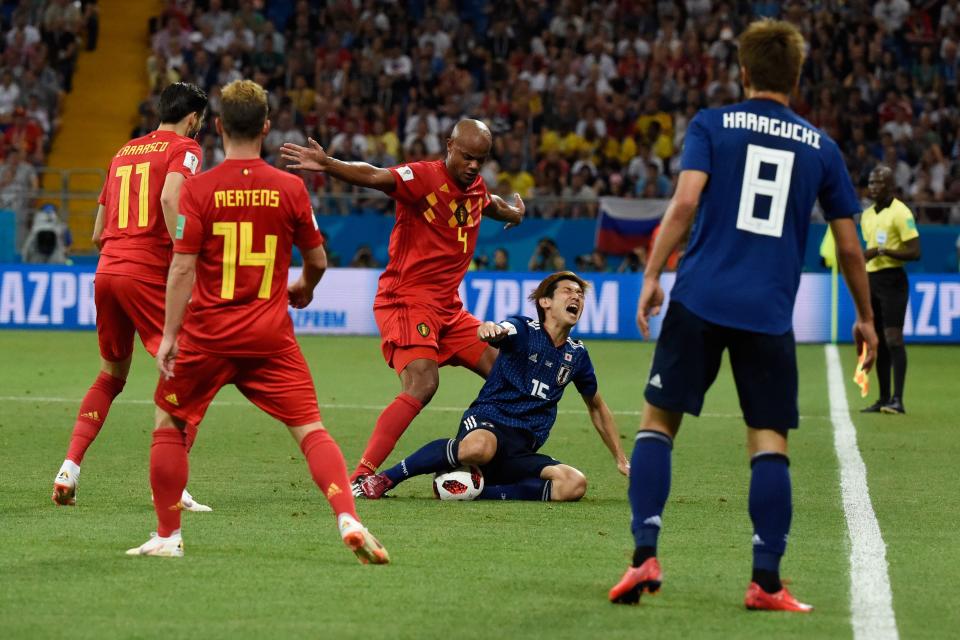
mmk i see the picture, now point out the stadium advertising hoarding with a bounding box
[2,264,960,343]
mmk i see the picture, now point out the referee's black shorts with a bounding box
[869,267,909,330]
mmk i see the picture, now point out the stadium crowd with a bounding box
[134,0,960,224]
[0,0,98,253]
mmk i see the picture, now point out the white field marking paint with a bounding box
[0,396,830,421]
[825,345,898,640]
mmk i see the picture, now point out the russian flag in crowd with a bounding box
[594,197,668,254]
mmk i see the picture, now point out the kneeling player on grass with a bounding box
[125,80,388,564]
[358,272,629,501]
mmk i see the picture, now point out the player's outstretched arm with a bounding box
[477,320,509,343]
[281,138,396,193]
[288,244,328,309]
[582,392,630,476]
[831,217,878,373]
[160,172,187,240]
[484,193,525,229]
[158,252,197,379]
[636,170,707,338]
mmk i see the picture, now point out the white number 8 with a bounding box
[736,144,794,238]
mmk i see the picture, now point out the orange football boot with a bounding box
[609,557,662,604]
[744,582,813,612]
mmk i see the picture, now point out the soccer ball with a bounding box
[432,465,484,501]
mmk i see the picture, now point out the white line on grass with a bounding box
[0,395,830,421]
[825,344,898,640]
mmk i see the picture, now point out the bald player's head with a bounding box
[446,119,492,188]
[868,165,894,204]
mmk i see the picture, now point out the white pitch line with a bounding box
[0,395,829,421]
[825,345,898,640]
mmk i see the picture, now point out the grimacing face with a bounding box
[542,280,585,326]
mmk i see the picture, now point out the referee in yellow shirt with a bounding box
[860,166,921,414]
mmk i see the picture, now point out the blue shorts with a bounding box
[645,301,799,430]
[456,415,560,484]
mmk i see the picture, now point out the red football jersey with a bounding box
[376,160,491,309]
[97,129,202,284]
[174,158,322,356]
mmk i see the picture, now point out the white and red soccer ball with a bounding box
[432,465,484,500]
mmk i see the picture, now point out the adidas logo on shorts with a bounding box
[648,374,662,389]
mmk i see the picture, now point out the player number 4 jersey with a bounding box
[97,129,202,284]
[466,315,598,450]
[376,160,491,309]
[174,158,323,356]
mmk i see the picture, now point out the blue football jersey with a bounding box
[464,315,598,450]
[669,98,860,334]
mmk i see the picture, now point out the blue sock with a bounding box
[382,438,458,486]
[749,452,791,577]
[477,478,552,501]
[628,430,673,560]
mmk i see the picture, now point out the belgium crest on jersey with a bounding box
[453,202,469,226]
[556,363,572,385]
[417,322,430,337]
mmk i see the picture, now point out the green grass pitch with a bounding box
[0,331,957,639]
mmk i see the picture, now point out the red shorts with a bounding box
[154,343,322,427]
[374,302,486,373]
[95,274,165,361]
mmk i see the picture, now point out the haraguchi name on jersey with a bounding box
[722,111,821,149]
[213,189,281,208]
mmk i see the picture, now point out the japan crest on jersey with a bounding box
[556,364,572,386]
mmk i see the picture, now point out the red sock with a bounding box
[300,428,358,520]
[184,423,198,453]
[150,428,188,537]
[65,372,126,464]
[351,393,423,480]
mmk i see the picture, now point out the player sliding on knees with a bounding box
[281,120,524,496]
[608,19,877,611]
[52,82,211,512]
[357,272,629,501]
[126,80,388,564]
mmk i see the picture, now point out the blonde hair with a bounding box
[528,271,589,323]
[220,79,269,139]
[738,20,806,95]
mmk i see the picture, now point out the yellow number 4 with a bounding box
[212,221,277,300]
[457,226,468,253]
[115,162,150,229]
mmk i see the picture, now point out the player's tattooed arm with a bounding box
[281,138,396,193]
[484,193,525,229]
[477,321,509,342]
